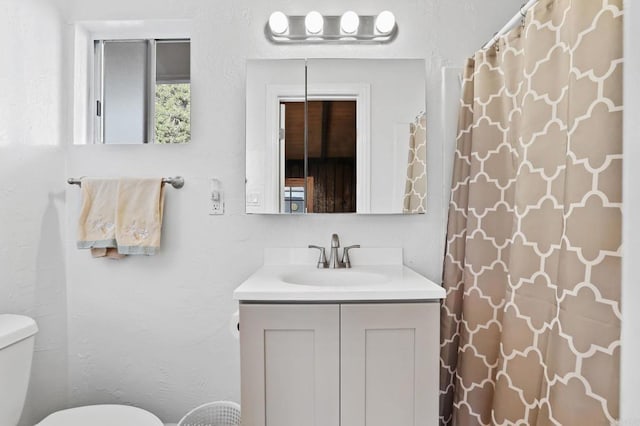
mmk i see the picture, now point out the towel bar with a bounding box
[67,176,184,189]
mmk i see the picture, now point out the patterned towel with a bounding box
[77,178,119,253]
[114,178,165,255]
[77,178,165,257]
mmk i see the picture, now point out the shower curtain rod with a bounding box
[482,0,538,49]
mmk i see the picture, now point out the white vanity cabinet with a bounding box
[240,304,340,426]
[239,302,440,426]
[340,303,440,426]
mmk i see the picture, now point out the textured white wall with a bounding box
[621,0,639,422]
[0,1,68,425]
[55,0,517,423]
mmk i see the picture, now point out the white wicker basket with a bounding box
[177,401,241,426]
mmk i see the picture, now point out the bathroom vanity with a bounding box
[233,248,445,426]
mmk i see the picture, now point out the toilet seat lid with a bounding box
[37,404,164,426]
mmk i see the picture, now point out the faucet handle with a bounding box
[309,245,328,269]
[341,245,360,269]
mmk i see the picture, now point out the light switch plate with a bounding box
[247,192,261,206]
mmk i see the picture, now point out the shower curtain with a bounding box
[439,0,623,425]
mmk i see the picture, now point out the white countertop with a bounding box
[233,248,446,302]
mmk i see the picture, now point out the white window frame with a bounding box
[72,20,192,145]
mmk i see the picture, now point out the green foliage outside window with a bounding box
[155,83,191,144]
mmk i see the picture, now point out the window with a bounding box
[94,38,190,144]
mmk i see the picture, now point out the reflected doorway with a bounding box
[280,100,357,213]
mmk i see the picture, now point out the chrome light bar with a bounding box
[266,11,398,44]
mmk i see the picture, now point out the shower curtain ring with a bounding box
[491,31,499,50]
[519,2,528,27]
[520,1,529,17]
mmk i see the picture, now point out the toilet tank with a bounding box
[0,315,38,426]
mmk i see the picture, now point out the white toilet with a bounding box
[0,314,164,426]
[36,404,164,426]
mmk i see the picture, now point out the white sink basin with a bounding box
[233,248,446,302]
[281,269,390,287]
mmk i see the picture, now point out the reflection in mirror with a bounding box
[307,59,426,214]
[282,178,308,213]
[245,59,426,214]
[94,39,191,144]
[282,101,356,213]
[245,60,306,214]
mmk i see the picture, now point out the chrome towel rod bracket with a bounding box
[67,176,185,189]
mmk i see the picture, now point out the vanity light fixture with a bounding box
[268,11,289,35]
[265,11,397,43]
[375,10,396,35]
[340,11,360,34]
[305,11,324,34]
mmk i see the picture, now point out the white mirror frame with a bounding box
[264,83,371,213]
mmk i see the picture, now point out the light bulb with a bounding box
[305,11,324,34]
[340,11,360,34]
[375,10,396,34]
[269,11,289,35]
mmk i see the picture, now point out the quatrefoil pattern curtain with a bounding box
[404,112,427,213]
[439,0,623,424]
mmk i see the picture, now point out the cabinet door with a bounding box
[340,303,440,426]
[240,304,340,426]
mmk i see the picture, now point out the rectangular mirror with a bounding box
[245,59,426,214]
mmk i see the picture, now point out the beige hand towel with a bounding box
[90,247,126,259]
[115,178,165,255]
[77,178,119,252]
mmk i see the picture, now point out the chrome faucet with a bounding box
[309,234,360,269]
[308,245,328,268]
[328,234,341,269]
[341,244,360,268]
